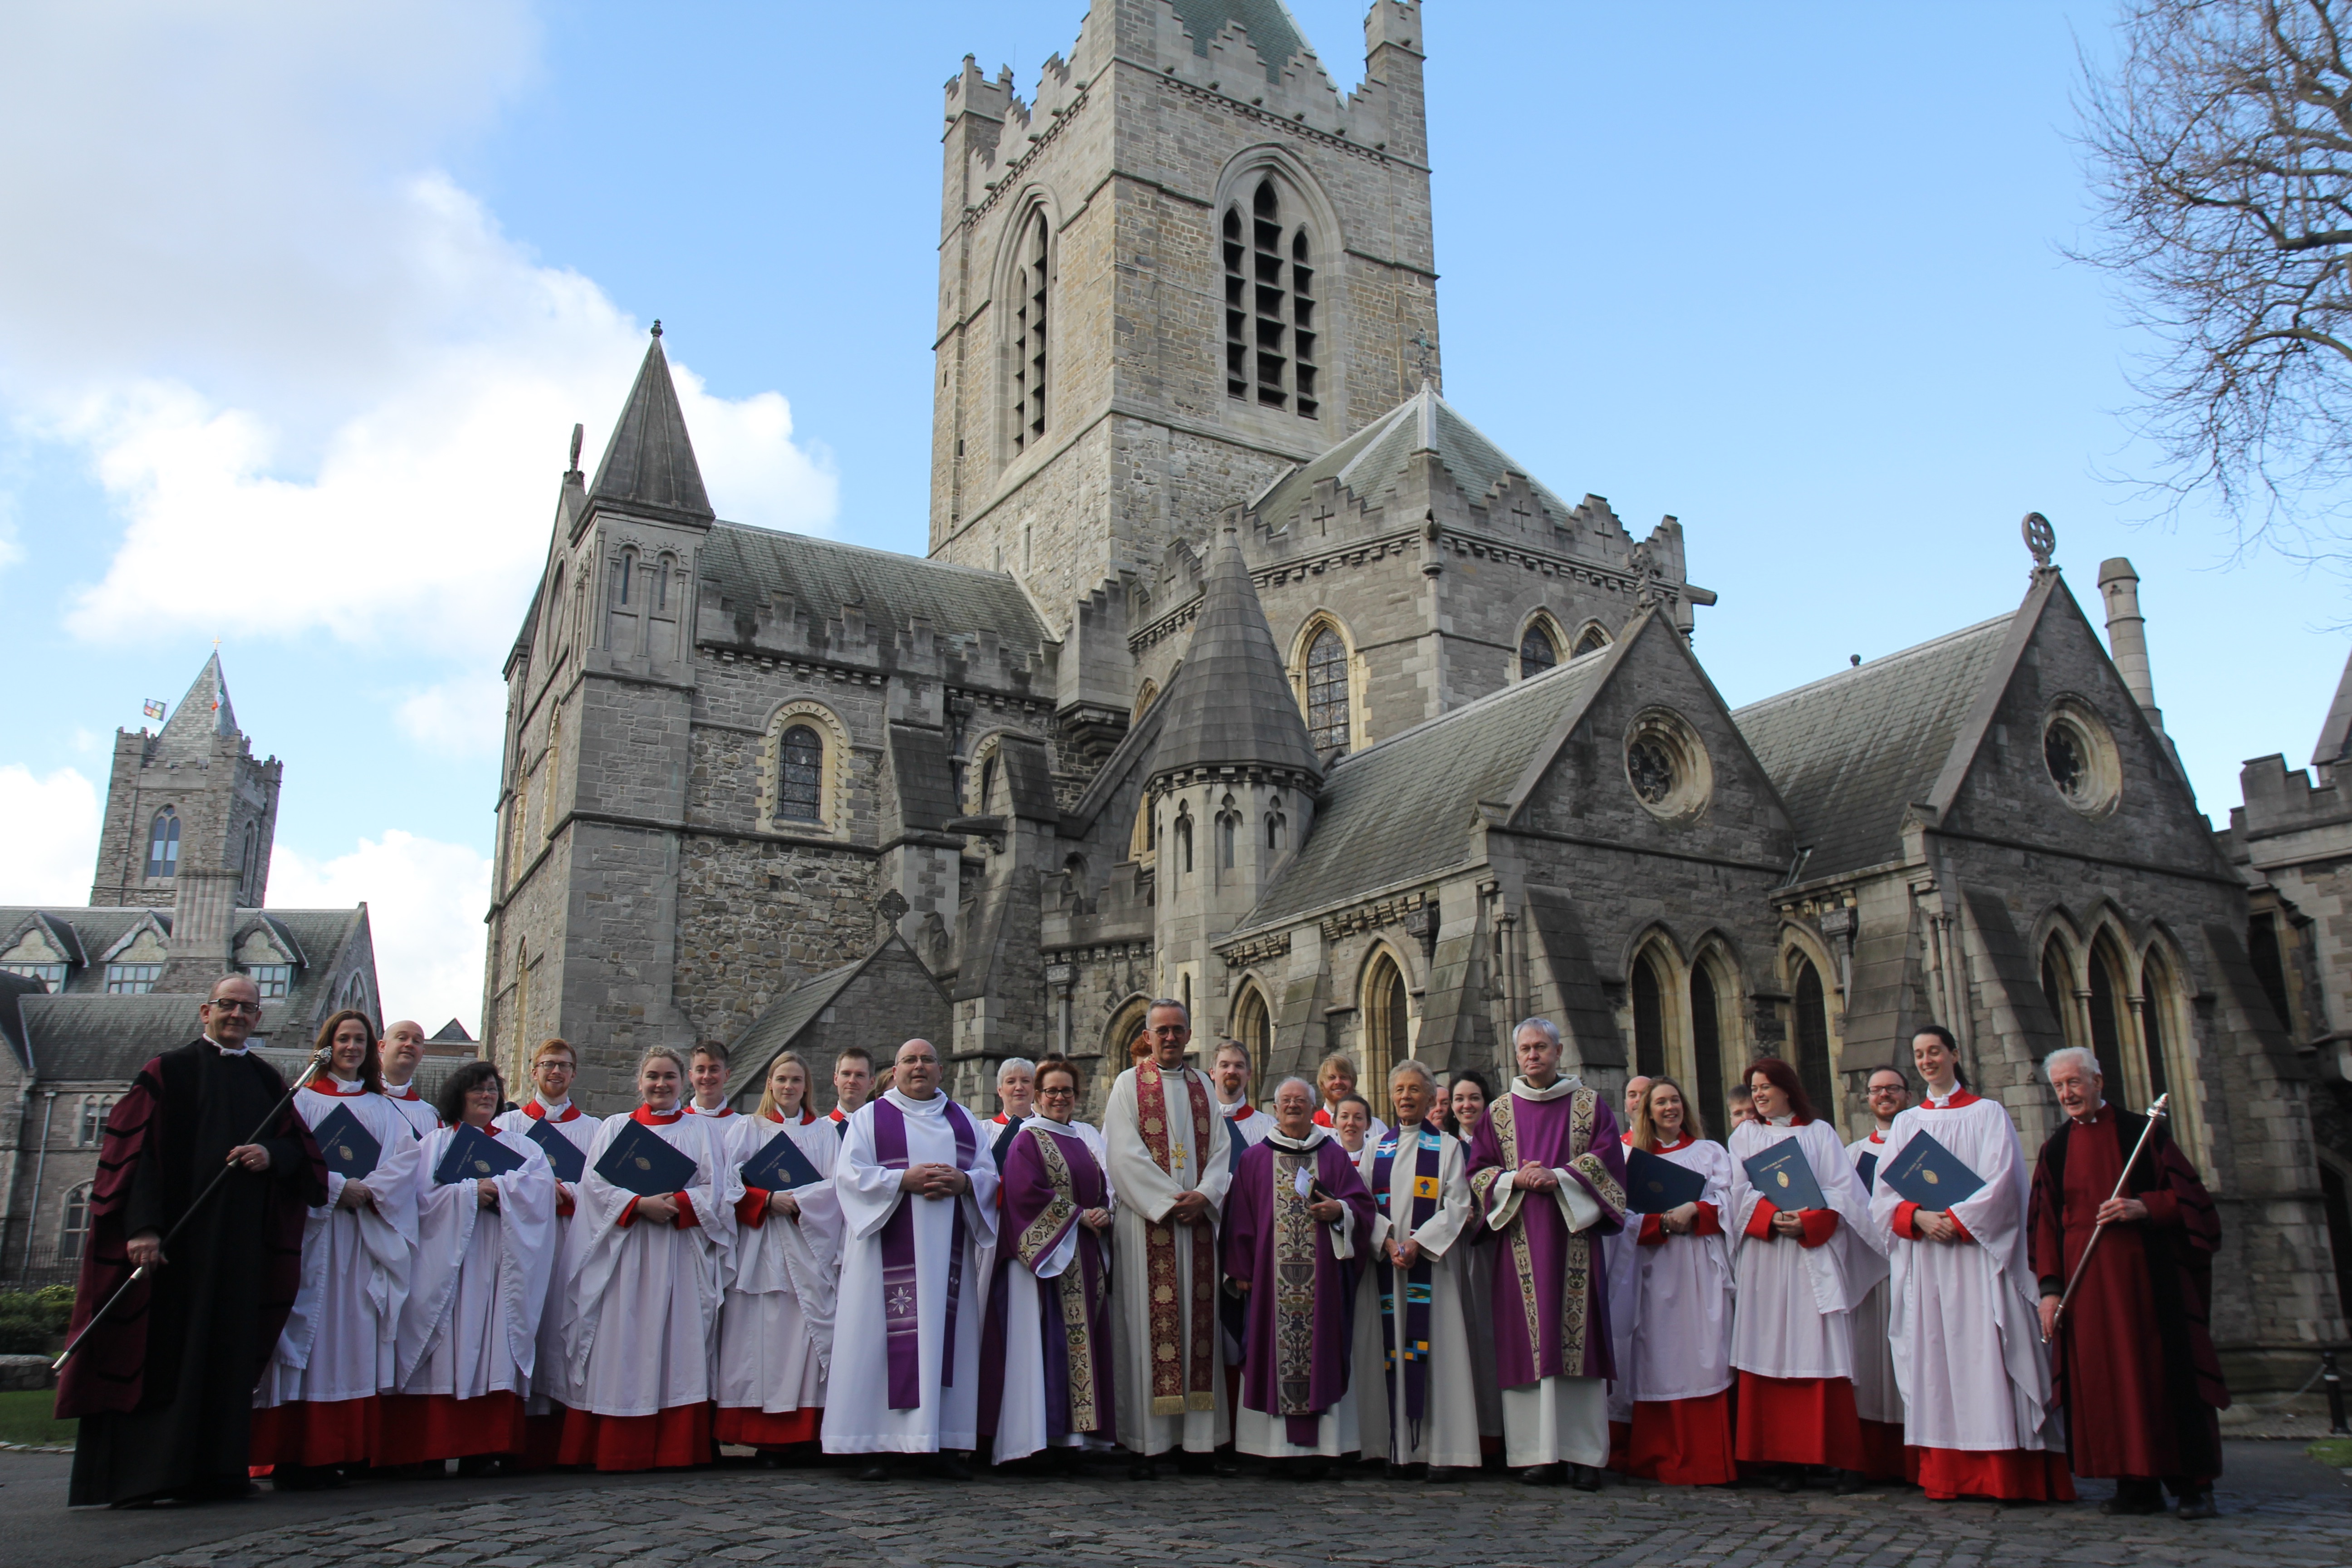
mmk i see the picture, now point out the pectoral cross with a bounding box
[1171,1140,1186,1171]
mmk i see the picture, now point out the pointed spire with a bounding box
[1151,528,1321,785]
[157,652,237,746]
[588,323,714,523]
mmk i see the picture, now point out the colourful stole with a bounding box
[1270,1138,1329,1446]
[1373,1124,1443,1449]
[871,1096,978,1410]
[1009,1123,1103,1439]
[1135,1061,1216,1415]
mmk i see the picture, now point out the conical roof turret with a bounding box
[1150,528,1321,786]
[588,323,714,523]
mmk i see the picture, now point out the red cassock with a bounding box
[2028,1107,2228,1485]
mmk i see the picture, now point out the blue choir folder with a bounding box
[740,1125,825,1192]
[525,1116,586,1184]
[593,1120,700,1198]
[990,1116,1024,1175]
[1878,1129,1986,1210]
[312,1104,382,1181]
[1624,1147,1709,1213]
[1741,1137,1828,1214]
[433,1123,527,1186]
[1855,1150,1881,1195]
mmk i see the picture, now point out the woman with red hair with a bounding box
[1725,1058,1886,1493]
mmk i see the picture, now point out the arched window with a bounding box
[1265,793,1287,853]
[655,552,673,613]
[1012,209,1049,451]
[616,548,635,607]
[1216,794,1238,871]
[1363,951,1410,1116]
[145,808,179,880]
[1224,180,1319,418]
[1233,984,1272,1087]
[2141,952,2176,1105]
[1305,627,1349,753]
[59,1184,92,1264]
[1519,620,1559,679]
[1573,623,1611,657]
[2086,937,2131,1102]
[1790,954,1836,1121]
[779,725,823,822]
[977,752,1000,816]
[1632,951,1667,1079]
[240,822,259,897]
[1690,964,1727,1138]
[1132,679,1159,721]
[2040,944,2074,1046]
[542,707,563,838]
[1174,805,1194,876]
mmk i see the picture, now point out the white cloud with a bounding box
[0,766,101,906]
[0,5,835,661]
[269,830,491,1037]
[396,671,511,758]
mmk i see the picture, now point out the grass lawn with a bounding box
[0,1388,74,1447]
[2308,1437,2352,1469]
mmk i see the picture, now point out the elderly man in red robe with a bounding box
[2030,1046,2228,1519]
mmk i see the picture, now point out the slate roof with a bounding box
[1245,647,1616,926]
[0,907,367,1021]
[1732,614,2016,881]
[1252,382,1573,533]
[589,327,714,522]
[0,971,39,1070]
[1152,529,1321,783]
[699,524,1049,653]
[15,994,212,1083]
[731,955,873,1067]
[155,652,237,749]
[1168,0,1313,80]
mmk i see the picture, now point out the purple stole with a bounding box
[1372,1124,1443,1448]
[871,1095,979,1411]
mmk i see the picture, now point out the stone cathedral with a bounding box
[482,0,2348,1382]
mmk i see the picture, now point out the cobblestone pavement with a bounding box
[72,1446,2351,1568]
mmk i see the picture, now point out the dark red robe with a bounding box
[2028,1107,2228,1485]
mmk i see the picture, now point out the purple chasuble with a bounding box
[978,1121,1116,1444]
[1465,1085,1627,1386]
[1222,1133,1379,1445]
[871,1096,979,1410]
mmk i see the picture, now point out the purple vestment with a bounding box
[1465,1083,1627,1386]
[1222,1132,1380,1444]
[977,1121,1116,1444]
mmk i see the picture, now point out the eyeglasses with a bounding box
[206,999,263,1015]
[1867,1084,1908,1097]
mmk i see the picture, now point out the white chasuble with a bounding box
[1103,1063,1232,1457]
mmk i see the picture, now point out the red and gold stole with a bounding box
[1135,1060,1216,1415]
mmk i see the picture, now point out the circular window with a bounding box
[2041,699,2120,816]
[1624,709,1713,822]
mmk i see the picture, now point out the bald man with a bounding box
[378,1020,441,1138]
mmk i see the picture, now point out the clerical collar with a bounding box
[386,1082,422,1101]
[1265,1125,1328,1152]
[1648,1133,1695,1153]
[1220,1098,1251,1115]
[205,1035,250,1057]
[309,1075,370,1098]
[689,1101,735,1117]
[883,1086,946,1114]
[1767,1114,1794,1127]
[2069,1101,2109,1126]
[1868,1129,1888,1144]
[632,1104,686,1126]
[1922,1086,1979,1109]
[764,1106,818,1125]
[527,1098,578,1122]
[991,1111,1027,1125]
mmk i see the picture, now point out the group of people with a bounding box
[55,974,2229,1520]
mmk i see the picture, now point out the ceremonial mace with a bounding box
[52,1044,334,1372]
[2045,1091,2169,1342]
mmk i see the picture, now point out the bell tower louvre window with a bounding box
[1224,181,1318,419]
[1013,210,1049,452]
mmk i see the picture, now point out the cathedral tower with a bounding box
[89,652,280,913]
[930,0,1437,635]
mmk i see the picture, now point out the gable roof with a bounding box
[698,524,1049,656]
[1151,528,1321,784]
[729,931,944,1070]
[1251,382,1573,534]
[588,326,714,523]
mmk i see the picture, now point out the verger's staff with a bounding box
[2045,1092,2169,1342]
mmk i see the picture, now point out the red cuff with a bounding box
[1797,1209,1838,1248]
[1895,1200,1922,1240]
[673,1191,700,1230]
[1948,1210,1974,1245]
[1637,1213,1667,1246]
[1691,1200,1721,1237]
[735,1188,770,1229]
[2139,1189,2180,1228]
[1745,1199,1779,1240]
[556,1188,575,1219]
[618,1196,639,1229]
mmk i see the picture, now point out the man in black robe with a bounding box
[58,974,324,1506]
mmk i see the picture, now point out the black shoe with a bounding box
[856,1461,892,1482]
[1391,1462,1428,1481]
[1568,1464,1601,1492]
[1833,1470,1870,1496]
[1515,1463,1556,1486]
[929,1452,974,1481]
[1774,1469,1806,1494]
[271,1465,345,1493]
[2174,1490,2218,1520]
[1425,1465,1467,1483]
[2101,1478,2165,1516]
[1128,1457,1159,1481]
[1299,1459,1330,1483]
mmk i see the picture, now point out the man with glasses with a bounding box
[59,975,326,1505]
[1846,1066,1912,1481]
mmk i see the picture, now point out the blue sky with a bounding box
[3,2,2345,1031]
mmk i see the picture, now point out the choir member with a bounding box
[1104,1000,1233,1479]
[378,1020,441,1140]
[716,1050,842,1455]
[1725,1058,1884,1493]
[1465,1019,1627,1490]
[493,1037,598,1463]
[980,1055,1116,1470]
[62,975,327,1506]
[1609,1078,1735,1485]
[1447,1070,1506,1460]
[1870,1026,2070,1502]
[828,1046,874,1137]
[1847,1064,1913,1480]
[561,1045,736,1471]
[1726,1083,1757,1130]
[687,1043,735,1119]
[1351,1060,1481,1478]
[252,1009,421,1487]
[989,1057,1037,1130]
[1313,1052,1389,1144]
[1212,1040,1274,1146]
[824,1038,997,1479]
[1621,1075,1653,1129]
[1331,1093,1374,1156]
[2030,1047,2226,1518]
[1224,1078,1377,1476]
[385,1061,556,1473]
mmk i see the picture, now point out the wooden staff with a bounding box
[2047,1090,2169,1340]
[53,1045,332,1372]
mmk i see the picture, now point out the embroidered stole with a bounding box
[1135,1061,1216,1415]
[1373,1126,1442,1448]
[1478,1088,1603,1378]
[870,1097,978,1410]
[1270,1141,1325,1446]
[1015,1124,1102,1439]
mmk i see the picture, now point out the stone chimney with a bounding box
[2098,557,2189,781]
[160,866,239,990]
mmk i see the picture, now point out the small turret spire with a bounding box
[1150,528,1321,786]
[588,324,714,522]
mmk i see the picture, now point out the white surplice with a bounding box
[492,1098,599,1413]
[258,1081,421,1408]
[716,1108,843,1422]
[563,1110,737,1418]
[1103,1063,1233,1456]
[822,1088,1000,1455]
[1725,1117,1886,1381]
[382,1084,441,1142]
[1845,1130,1904,1427]
[1868,1093,2060,1455]
[1608,1137,1736,1405]
[1349,1126,1481,1467]
[395,1123,558,1398]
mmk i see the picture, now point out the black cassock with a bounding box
[60,1039,323,1506]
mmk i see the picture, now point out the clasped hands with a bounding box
[898,1162,970,1199]
[1657,1201,1700,1235]
[1079,1206,1113,1232]
[1511,1161,1559,1193]
[1385,1236,1421,1268]
[1166,1190,1213,1225]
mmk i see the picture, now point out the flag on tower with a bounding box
[142,699,165,721]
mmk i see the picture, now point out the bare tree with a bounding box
[2078,0,2352,567]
